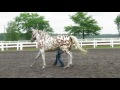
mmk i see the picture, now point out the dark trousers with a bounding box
[53,54,64,67]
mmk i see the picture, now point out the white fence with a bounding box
[0,39,120,51]
[0,42,37,51]
[78,38,120,41]
[79,40,120,48]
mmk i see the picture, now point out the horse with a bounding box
[30,29,87,69]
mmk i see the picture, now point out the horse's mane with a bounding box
[39,30,49,35]
[34,29,49,35]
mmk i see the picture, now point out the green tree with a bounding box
[65,12,102,39]
[6,21,21,41]
[15,12,53,40]
[6,12,53,40]
[114,14,120,37]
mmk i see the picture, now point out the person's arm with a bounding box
[59,49,64,54]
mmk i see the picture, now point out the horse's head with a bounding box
[31,29,38,42]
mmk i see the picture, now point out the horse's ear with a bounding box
[31,28,35,32]
[37,30,40,34]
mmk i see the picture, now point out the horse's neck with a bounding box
[36,33,59,51]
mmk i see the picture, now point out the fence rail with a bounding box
[0,42,37,51]
[78,40,120,48]
[0,39,120,51]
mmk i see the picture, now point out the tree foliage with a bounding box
[6,21,21,41]
[6,12,53,40]
[114,14,120,37]
[65,12,102,39]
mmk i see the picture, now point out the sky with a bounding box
[0,12,120,34]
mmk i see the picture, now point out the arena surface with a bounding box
[0,49,120,78]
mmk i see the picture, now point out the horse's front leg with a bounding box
[31,49,41,67]
[40,48,46,69]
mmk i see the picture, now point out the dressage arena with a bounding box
[0,48,120,78]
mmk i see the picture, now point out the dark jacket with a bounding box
[57,48,64,54]
[56,48,64,59]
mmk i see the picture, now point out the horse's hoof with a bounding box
[30,65,33,67]
[42,66,46,69]
[64,66,69,69]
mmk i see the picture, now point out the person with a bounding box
[53,47,64,67]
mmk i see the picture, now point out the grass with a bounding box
[1,45,120,52]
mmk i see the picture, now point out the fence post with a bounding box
[20,43,23,50]
[111,40,113,48]
[94,40,96,48]
[1,43,4,51]
[17,43,19,50]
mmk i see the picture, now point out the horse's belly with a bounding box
[44,43,57,51]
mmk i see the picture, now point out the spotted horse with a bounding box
[31,29,87,69]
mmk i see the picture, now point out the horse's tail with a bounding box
[70,36,87,54]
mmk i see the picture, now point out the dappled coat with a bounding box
[31,29,87,69]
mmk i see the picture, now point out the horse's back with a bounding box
[56,35,72,50]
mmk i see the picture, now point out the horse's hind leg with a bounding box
[64,51,73,68]
[31,49,41,67]
[40,48,46,69]
[69,51,73,65]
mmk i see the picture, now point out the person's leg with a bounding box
[59,58,64,67]
[58,55,64,67]
[53,54,58,65]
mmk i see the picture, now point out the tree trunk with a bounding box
[119,32,120,38]
[118,26,120,38]
[82,30,85,39]
[118,28,120,38]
